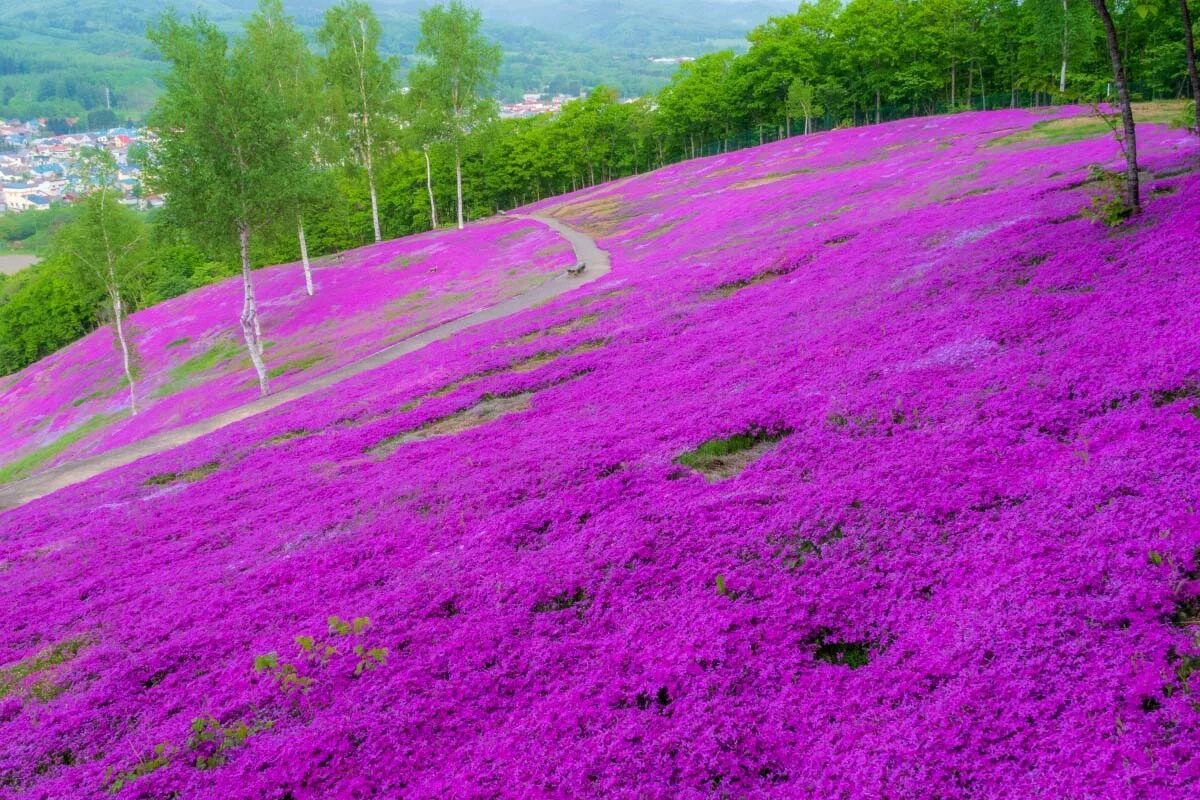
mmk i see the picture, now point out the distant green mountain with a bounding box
[0,0,792,121]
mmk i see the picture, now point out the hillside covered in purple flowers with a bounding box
[2,105,1200,799]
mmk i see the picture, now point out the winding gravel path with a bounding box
[0,214,609,514]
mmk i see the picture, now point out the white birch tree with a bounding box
[147,12,298,396]
[317,0,398,244]
[409,1,501,230]
[244,0,322,296]
[58,148,147,416]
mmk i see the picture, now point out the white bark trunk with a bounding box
[1060,0,1069,92]
[366,153,382,243]
[298,215,313,297]
[111,292,137,416]
[238,224,270,396]
[455,144,465,230]
[424,146,438,229]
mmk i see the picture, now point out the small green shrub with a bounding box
[188,716,272,770]
[1082,165,1133,227]
[106,744,171,793]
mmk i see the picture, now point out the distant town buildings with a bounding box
[0,120,162,214]
[499,92,583,119]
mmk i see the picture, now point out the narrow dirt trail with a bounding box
[0,214,610,514]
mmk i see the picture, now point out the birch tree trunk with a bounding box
[355,17,382,243]
[424,145,438,228]
[238,223,270,396]
[110,291,137,416]
[1090,0,1140,213]
[454,142,465,230]
[1183,0,1200,131]
[97,191,138,417]
[1060,0,1070,92]
[366,150,382,243]
[298,215,313,297]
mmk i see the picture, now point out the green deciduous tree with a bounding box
[147,11,298,395]
[1181,0,1200,131]
[1088,0,1141,214]
[243,0,322,295]
[410,1,502,230]
[317,0,398,244]
[56,147,148,414]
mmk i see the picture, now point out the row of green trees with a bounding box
[3,0,1198,397]
[142,0,500,396]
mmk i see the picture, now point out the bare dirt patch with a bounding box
[729,169,814,190]
[509,313,600,345]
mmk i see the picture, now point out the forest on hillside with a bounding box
[0,0,791,121]
[0,0,1197,383]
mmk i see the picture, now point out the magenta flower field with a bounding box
[2,107,1200,799]
[0,218,571,480]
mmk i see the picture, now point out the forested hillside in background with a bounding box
[0,0,790,122]
[1,0,1197,378]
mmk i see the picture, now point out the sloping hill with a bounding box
[2,107,1200,798]
[0,218,571,483]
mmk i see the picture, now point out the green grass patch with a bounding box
[153,339,241,398]
[676,427,792,479]
[990,102,1188,147]
[166,337,191,349]
[0,635,91,701]
[262,429,312,446]
[811,633,873,669]
[71,386,116,407]
[267,355,325,379]
[0,414,120,485]
[143,461,220,487]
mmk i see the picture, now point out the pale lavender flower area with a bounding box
[2,107,1200,798]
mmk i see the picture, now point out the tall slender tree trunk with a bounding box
[951,62,957,107]
[354,16,382,244]
[875,89,881,124]
[365,151,382,243]
[1060,0,1070,92]
[454,143,465,230]
[238,223,270,396]
[298,215,313,297]
[1183,0,1200,131]
[424,145,438,228]
[1090,0,1141,213]
[110,291,137,416]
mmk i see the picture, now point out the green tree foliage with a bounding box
[409,1,502,230]
[146,11,301,396]
[7,0,1199,379]
[0,261,94,375]
[317,0,399,244]
[54,147,149,414]
[243,0,323,295]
